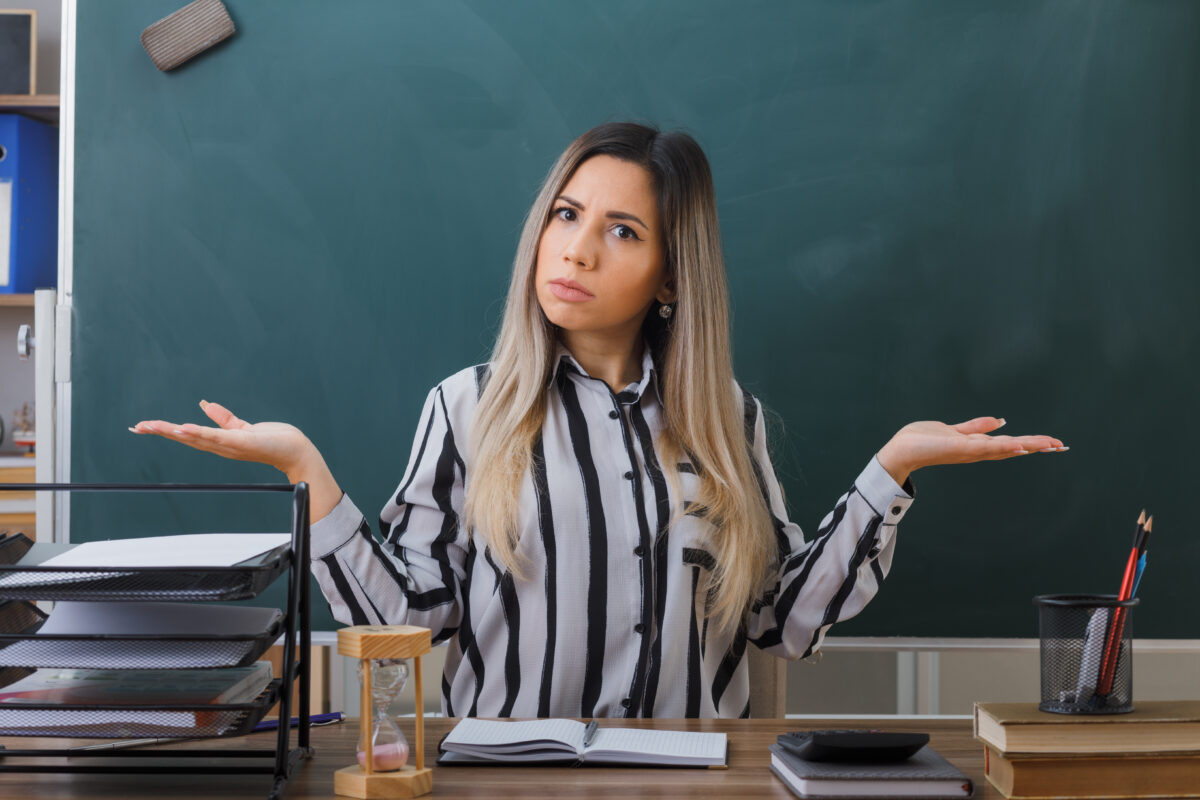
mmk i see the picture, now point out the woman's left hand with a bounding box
[876,417,1066,486]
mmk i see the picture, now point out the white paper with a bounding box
[39,533,292,568]
[0,179,11,287]
[0,533,291,589]
[38,602,280,635]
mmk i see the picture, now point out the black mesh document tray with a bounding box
[0,541,291,602]
[0,678,282,738]
[0,482,313,800]
[0,600,284,670]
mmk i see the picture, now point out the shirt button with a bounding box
[633,545,645,557]
[892,506,903,516]
[609,410,619,419]
[620,698,631,708]
[635,623,645,634]
[624,471,634,480]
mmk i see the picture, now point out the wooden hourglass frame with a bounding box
[335,625,433,799]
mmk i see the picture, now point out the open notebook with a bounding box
[439,718,728,768]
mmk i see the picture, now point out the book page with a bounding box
[585,728,727,765]
[442,718,585,758]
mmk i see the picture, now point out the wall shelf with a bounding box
[0,95,59,124]
[0,296,36,308]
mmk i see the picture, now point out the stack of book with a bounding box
[974,700,1200,799]
[768,733,973,798]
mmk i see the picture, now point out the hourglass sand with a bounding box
[334,625,433,799]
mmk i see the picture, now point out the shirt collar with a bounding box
[551,342,663,406]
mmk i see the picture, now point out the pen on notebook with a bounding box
[582,719,599,748]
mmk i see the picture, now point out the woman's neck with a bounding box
[560,330,645,393]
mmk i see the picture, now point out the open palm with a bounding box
[877,416,1066,485]
[130,400,313,474]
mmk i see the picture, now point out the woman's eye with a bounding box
[613,224,640,241]
[554,207,577,222]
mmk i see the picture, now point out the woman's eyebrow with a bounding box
[557,195,649,232]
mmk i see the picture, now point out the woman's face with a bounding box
[534,155,672,341]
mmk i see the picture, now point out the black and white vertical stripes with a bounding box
[309,348,914,718]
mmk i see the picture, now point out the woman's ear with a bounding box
[656,275,678,305]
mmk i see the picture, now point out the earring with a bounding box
[659,303,674,319]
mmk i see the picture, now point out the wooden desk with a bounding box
[0,718,999,799]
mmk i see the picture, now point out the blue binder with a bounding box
[0,114,58,293]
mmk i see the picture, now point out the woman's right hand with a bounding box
[130,400,344,520]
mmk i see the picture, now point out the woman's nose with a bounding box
[562,228,597,269]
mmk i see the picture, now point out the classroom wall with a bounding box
[344,644,1200,718]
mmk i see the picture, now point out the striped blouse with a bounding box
[309,347,914,718]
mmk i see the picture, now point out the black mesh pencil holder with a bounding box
[1034,594,1138,715]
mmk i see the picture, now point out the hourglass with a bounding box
[334,625,433,799]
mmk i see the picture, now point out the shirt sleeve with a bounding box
[308,382,470,643]
[742,394,914,659]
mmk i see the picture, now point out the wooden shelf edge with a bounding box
[0,294,36,307]
[0,94,60,109]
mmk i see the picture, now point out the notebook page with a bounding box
[442,718,585,758]
[585,728,727,765]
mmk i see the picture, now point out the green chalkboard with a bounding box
[72,1,1200,638]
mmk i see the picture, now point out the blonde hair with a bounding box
[464,123,776,633]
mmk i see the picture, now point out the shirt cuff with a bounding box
[856,455,915,526]
[310,492,367,558]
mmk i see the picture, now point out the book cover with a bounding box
[983,745,1200,799]
[768,743,973,798]
[974,700,1200,755]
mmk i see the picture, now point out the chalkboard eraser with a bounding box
[140,0,236,72]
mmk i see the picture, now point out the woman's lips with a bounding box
[549,279,594,302]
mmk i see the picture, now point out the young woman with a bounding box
[132,122,1065,718]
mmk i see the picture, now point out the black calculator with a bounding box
[777,729,929,763]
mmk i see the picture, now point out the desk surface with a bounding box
[0,718,998,799]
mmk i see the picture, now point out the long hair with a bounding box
[464,122,776,633]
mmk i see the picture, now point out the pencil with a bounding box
[1096,511,1149,698]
